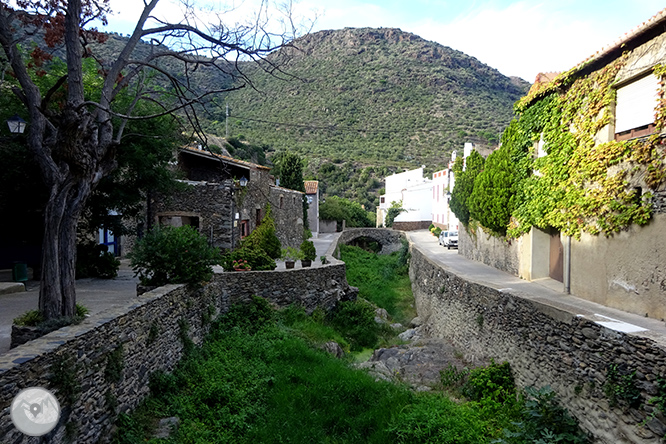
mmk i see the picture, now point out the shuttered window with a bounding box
[615,73,659,134]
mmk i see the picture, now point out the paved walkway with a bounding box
[407,230,666,348]
[0,233,340,354]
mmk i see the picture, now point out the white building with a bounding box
[377,167,432,229]
[431,165,458,231]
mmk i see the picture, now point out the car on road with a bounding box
[438,230,458,249]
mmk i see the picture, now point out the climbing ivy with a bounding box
[462,54,666,239]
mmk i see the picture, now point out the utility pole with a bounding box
[225,103,230,139]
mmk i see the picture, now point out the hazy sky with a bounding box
[104,0,665,82]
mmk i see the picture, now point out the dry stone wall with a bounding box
[0,263,355,443]
[410,246,666,444]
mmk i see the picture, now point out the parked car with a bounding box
[439,230,458,249]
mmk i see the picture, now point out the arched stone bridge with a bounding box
[336,228,406,255]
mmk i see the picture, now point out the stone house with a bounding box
[304,180,320,237]
[460,8,666,320]
[149,146,304,251]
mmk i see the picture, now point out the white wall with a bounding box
[379,167,431,225]
[431,167,459,230]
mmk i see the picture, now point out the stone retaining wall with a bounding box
[458,224,520,276]
[0,262,355,443]
[409,246,666,444]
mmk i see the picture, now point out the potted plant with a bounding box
[300,240,317,267]
[232,259,252,271]
[281,247,302,269]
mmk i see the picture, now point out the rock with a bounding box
[409,316,423,328]
[154,417,180,439]
[375,308,389,324]
[399,328,418,341]
[390,323,404,330]
[356,361,393,382]
[321,341,344,358]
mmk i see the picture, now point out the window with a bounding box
[280,196,284,209]
[240,220,249,238]
[380,197,385,204]
[615,73,660,141]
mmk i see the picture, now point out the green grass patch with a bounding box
[113,300,589,444]
[340,243,415,325]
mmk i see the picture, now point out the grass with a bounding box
[113,248,589,444]
[340,243,416,325]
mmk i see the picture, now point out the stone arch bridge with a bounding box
[336,228,406,255]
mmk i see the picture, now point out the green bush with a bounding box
[76,241,120,279]
[221,244,276,271]
[300,240,317,261]
[243,205,282,259]
[328,300,385,351]
[496,386,589,444]
[433,227,442,236]
[128,225,221,286]
[463,360,515,404]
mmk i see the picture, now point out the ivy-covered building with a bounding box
[454,8,666,320]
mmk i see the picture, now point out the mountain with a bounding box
[212,27,530,171]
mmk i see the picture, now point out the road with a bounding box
[407,229,666,347]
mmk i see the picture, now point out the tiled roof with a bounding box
[304,180,319,194]
[270,184,304,195]
[521,8,666,108]
[180,146,271,170]
[573,8,666,74]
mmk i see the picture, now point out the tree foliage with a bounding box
[0,0,299,319]
[449,151,485,225]
[384,201,404,228]
[319,195,374,227]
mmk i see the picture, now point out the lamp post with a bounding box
[7,115,26,134]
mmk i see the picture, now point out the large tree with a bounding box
[0,0,302,320]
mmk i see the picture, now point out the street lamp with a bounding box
[7,115,26,134]
[239,176,248,187]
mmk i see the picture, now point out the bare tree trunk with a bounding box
[39,174,92,319]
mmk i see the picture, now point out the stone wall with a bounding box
[0,264,355,443]
[320,220,338,233]
[409,246,666,444]
[458,224,521,276]
[269,186,305,249]
[392,220,431,231]
[151,180,235,249]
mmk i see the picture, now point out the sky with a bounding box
[103,0,666,82]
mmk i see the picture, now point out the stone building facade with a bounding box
[150,147,304,251]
